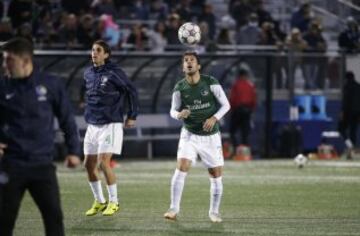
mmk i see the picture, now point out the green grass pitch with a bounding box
[13,160,360,236]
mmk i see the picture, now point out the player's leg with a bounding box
[97,123,123,216]
[99,153,119,216]
[198,132,224,223]
[207,166,223,223]
[164,129,196,220]
[84,154,107,215]
[28,164,64,236]
[84,125,107,216]
[164,158,192,220]
[0,166,27,236]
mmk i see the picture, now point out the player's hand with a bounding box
[125,118,136,128]
[0,143,7,158]
[177,109,191,120]
[64,155,81,168]
[203,116,217,132]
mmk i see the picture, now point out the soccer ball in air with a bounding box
[178,22,201,45]
[294,154,308,169]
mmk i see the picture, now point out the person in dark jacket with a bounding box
[83,40,139,216]
[339,71,360,159]
[0,38,81,236]
[338,16,360,53]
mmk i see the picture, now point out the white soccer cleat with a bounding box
[209,212,222,223]
[164,208,178,221]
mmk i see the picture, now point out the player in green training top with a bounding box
[164,51,230,223]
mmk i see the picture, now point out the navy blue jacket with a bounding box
[84,61,139,124]
[0,68,80,166]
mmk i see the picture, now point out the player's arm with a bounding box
[210,84,231,120]
[112,68,139,128]
[170,91,190,120]
[203,84,230,132]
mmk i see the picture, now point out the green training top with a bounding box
[173,74,220,135]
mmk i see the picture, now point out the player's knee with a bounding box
[99,160,111,171]
[177,158,191,172]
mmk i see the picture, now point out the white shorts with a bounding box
[83,123,123,155]
[177,128,224,168]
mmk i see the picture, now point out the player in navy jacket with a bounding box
[0,38,81,236]
[83,40,139,216]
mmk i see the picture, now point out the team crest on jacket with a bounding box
[36,85,47,101]
[201,89,209,96]
[100,76,108,86]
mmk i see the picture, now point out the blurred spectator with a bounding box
[0,19,14,42]
[257,21,281,45]
[34,8,57,45]
[61,0,91,15]
[16,23,33,42]
[339,71,360,159]
[92,0,119,19]
[149,0,169,21]
[147,21,167,52]
[236,13,261,45]
[273,20,287,42]
[190,0,206,18]
[58,13,78,47]
[285,28,308,88]
[115,0,133,19]
[199,4,216,40]
[165,13,182,46]
[291,2,313,33]
[126,23,149,51]
[77,14,96,48]
[129,0,150,20]
[220,14,237,31]
[229,0,252,29]
[197,21,214,52]
[7,0,33,29]
[303,21,327,89]
[338,16,360,53]
[229,68,257,149]
[175,0,193,22]
[286,28,308,53]
[217,27,233,45]
[252,0,273,27]
[95,14,121,48]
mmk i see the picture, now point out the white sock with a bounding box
[170,169,187,212]
[107,184,118,203]
[89,181,106,203]
[209,176,223,214]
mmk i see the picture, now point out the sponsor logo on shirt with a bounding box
[189,99,210,110]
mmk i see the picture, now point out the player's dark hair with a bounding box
[2,37,33,58]
[93,40,111,62]
[182,51,200,65]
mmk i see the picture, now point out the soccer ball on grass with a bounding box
[178,22,201,45]
[294,154,308,168]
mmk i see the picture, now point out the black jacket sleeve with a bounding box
[53,77,81,155]
[113,68,139,120]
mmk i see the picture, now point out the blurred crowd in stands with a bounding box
[0,0,359,54]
